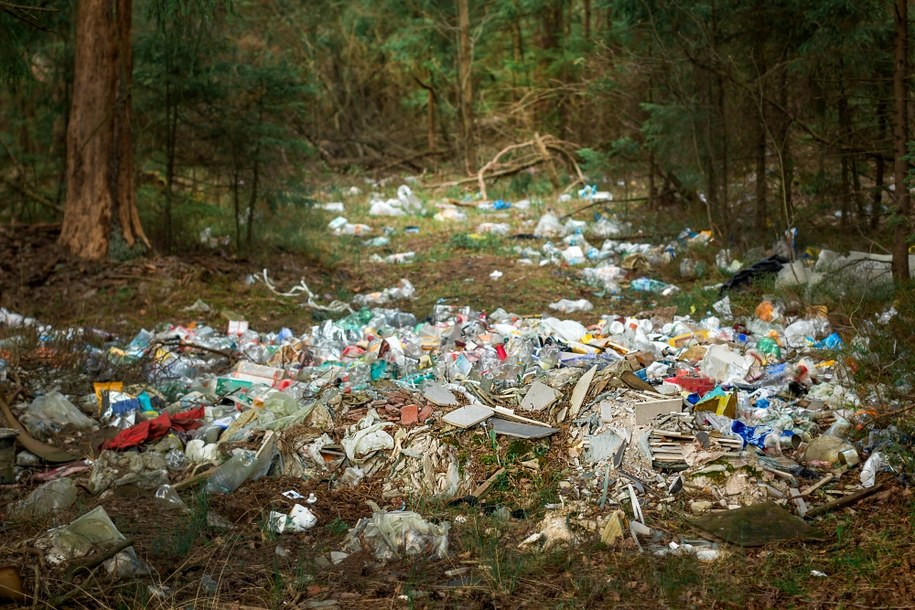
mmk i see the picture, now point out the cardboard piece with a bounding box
[442,404,494,428]
[489,418,559,439]
[519,381,560,412]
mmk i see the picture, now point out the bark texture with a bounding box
[60,0,148,260]
[892,0,910,281]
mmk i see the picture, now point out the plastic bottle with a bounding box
[206,450,257,495]
[154,484,189,512]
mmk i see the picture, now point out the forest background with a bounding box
[0,0,913,279]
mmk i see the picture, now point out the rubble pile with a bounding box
[0,187,910,595]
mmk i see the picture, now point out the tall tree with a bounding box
[59,0,148,259]
[891,0,910,282]
[457,0,475,174]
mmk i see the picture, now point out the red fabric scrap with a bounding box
[102,406,205,450]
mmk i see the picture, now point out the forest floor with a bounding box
[1,188,914,609]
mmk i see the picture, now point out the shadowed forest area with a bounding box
[1,2,915,610]
[0,0,912,264]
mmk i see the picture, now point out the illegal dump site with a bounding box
[1,187,915,609]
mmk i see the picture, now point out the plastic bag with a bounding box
[784,317,829,348]
[476,223,510,235]
[21,391,97,439]
[37,506,150,578]
[540,318,587,343]
[342,415,394,464]
[344,502,449,561]
[549,299,593,313]
[353,279,416,307]
[12,477,77,519]
[397,184,423,213]
[860,451,885,488]
[534,212,566,238]
[369,198,406,216]
[582,265,623,292]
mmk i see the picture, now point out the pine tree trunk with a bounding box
[873,100,887,229]
[457,0,476,174]
[755,119,767,232]
[753,20,767,234]
[892,0,910,282]
[59,0,148,260]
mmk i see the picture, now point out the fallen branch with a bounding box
[805,482,884,518]
[471,467,506,500]
[174,466,218,491]
[0,177,62,213]
[429,134,581,198]
[65,539,134,580]
[152,339,236,361]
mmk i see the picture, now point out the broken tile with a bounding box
[442,404,494,428]
[423,383,458,407]
[599,401,615,423]
[519,381,560,412]
[568,365,597,419]
[586,430,624,463]
[634,397,682,426]
[400,404,418,426]
[489,418,559,439]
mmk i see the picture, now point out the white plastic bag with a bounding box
[534,212,566,238]
[549,299,593,313]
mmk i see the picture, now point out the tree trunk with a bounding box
[838,88,852,230]
[245,155,259,250]
[775,66,794,227]
[60,0,148,260]
[164,79,177,254]
[753,20,767,234]
[852,159,865,223]
[232,160,240,249]
[892,0,911,282]
[457,0,476,174]
[648,149,656,209]
[755,117,767,233]
[583,0,591,41]
[536,0,563,130]
[873,100,887,229]
[427,86,436,151]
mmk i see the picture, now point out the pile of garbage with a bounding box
[0,268,906,583]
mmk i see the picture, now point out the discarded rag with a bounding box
[101,406,204,450]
